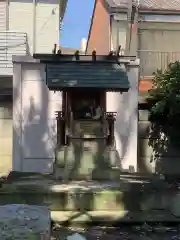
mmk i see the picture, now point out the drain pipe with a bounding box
[32,0,36,54]
[125,0,133,55]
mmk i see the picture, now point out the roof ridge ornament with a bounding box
[92,50,96,61]
[57,49,62,55]
[74,50,80,60]
[116,45,121,56]
[52,43,57,55]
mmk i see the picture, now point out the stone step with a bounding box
[50,210,180,224]
[1,179,180,221]
[1,172,180,223]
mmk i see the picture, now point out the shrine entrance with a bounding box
[66,89,104,120]
[58,88,114,146]
[34,52,130,180]
[55,88,117,179]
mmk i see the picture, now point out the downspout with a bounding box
[6,0,9,30]
[125,0,133,55]
[116,20,120,52]
[135,1,140,57]
[110,15,113,51]
[32,0,36,54]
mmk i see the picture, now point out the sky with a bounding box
[60,0,95,49]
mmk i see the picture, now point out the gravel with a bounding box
[51,224,180,240]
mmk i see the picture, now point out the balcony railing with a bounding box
[138,50,180,77]
[0,31,28,76]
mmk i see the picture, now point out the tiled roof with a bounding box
[46,62,129,91]
[106,0,180,10]
[106,0,136,8]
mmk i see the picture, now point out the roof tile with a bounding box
[106,0,180,10]
[46,62,130,91]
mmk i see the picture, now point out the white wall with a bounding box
[9,0,33,54]
[106,61,139,172]
[9,0,60,54]
[111,19,127,53]
[0,106,12,176]
[13,57,62,173]
[36,0,59,53]
[13,56,139,173]
[0,0,8,31]
[111,17,138,56]
[0,77,13,176]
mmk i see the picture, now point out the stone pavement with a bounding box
[0,204,50,239]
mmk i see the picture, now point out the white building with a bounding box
[0,0,67,176]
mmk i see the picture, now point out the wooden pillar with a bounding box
[107,113,116,146]
[62,91,66,113]
[56,113,61,146]
[100,90,106,110]
[65,91,72,146]
[56,111,65,146]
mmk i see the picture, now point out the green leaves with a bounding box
[149,61,180,145]
[151,100,166,115]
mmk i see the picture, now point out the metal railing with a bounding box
[0,31,28,75]
[138,50,180,77]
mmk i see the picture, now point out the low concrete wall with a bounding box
[0,104,12,176]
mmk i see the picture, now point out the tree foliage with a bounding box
[149,61,180,145]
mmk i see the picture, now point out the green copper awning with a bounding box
[46,62,130,91]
